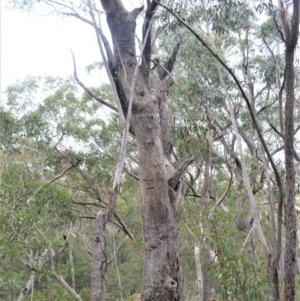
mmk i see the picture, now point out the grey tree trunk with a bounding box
[98,1,185,300]
[199,139,212,301]
[17,273,35,301]
[90,213,106,301]
[280,1,299,300]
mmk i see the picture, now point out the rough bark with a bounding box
[90,213,106,301]
[283,35,297,301]
[280,1,299,300]
[133,99,180,301]
[98,1,183,300]
[199,138,212,301]
[283,51,297,301]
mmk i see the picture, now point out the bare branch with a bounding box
[243,225,256,247]
[26,157,80,204]
[51,269,84,301]
[273,14,286,42]
[294,124,300,135]
[169,158,194,190]
[151,60,178,85]
[113,214,135,241]
[257,100,276,116]
[271,145,284,156]
[130,5,144,19]
[161,29,185,80]
[294,150,300,162]
[270,123,284,139]
[71,51,118,113]
[97,26,114,66]
[43,134,64,164]
[157,1,283,238]
[47,157,81,185]
[210,166,233,212]
[124,166,140,180]
[63,12,114,65]
[142,0,160,68]
[269,124,300,162]
[76,232,93,256]
[43,0,77,14]
[63,12,93,26]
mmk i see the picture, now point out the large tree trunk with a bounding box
[99,1,183,300]
[133,99,180,301]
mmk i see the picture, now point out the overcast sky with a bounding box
[1,0,143,96]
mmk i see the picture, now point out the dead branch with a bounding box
[71,51,118,113]
[161,28,185,80]
[169,158,194,190]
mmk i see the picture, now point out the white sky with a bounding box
[1,0,143,96]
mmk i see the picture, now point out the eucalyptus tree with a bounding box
[1,75,116,300]
[10,1,192,300]
[1,73,146,300]
[7,0,300,300]
[278,1,299,300]
[78,2,190,300]
[159,12,276,299]
[158,1,299,300]
[1,76,82,300]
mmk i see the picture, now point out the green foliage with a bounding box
[208,210,270,300]
[0,161,75,262]
[2,0,297,299]
[85,61,105,74]
[1,72,145,300]
[0,108,19,150]
[104,233,143,301]
[24,283,74,301]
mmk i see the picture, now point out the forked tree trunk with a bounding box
[98,1,183,300]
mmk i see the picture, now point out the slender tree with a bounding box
[279,1,299,300]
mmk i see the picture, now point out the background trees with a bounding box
[1,0,300,300]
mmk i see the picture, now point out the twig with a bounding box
[26,158,80,204]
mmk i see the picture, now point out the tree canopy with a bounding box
[1,1,300,301]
